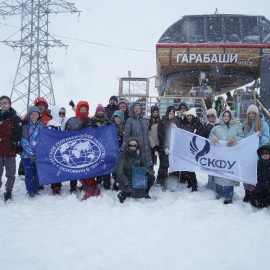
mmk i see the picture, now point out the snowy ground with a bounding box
[1,168,270,270]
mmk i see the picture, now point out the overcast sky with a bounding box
[1,0,270,115]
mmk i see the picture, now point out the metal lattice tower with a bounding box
[0,0,79,115]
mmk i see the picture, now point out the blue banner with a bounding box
[35,125,119,185]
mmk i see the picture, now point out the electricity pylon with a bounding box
[0,0,79,115]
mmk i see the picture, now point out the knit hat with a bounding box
[184,107,197,117]
[166,106,175,114]
[247,104,259,115]
[96,104,105,112]
[119,102,127,109]
[178,102,189,111]
[133,103,142,109]
[109,95,118,103]
[206,108,217,117]
[151,105,159,113]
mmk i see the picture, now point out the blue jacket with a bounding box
[242,114,269,147]
[21,106,43,158]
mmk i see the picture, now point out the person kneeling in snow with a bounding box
[250,144,270,208]
[116,138,154,203]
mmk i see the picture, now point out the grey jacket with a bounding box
[209,110,244,187]
[121,104,153,167]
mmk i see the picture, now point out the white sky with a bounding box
[1,0,270,115]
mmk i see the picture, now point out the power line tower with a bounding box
[0,0,79,115]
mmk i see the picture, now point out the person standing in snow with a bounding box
[116,138,154,203]
[21,106,44,197]
[65,101,98,198]
[209,110,244,204]
[0,96,22,202]
[111,110,125,191]
[121,103,153,171]
[180,107,205,191]
[157,106,180,188]
[249,144,270,208]
[105,95,119,121]
[242,104,270,202]
[47,105,67,195]
[91,104,112,190]
[204,109,220,190]
[148,105,161,167]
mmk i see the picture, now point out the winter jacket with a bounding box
[121,104,153,167]
[242,114,269,147]
[209,110,244,187]
[65,101,92,131]
[47,105,65,130]
[105,104,118,120]
[204,118,220,139]
[91,113,110,127]
[149,117,160,148]
[111,110,124,147]
[21,106,44,158]
[256,144,270,191]
[182,117,206,137]
[40,111,52,128]
[0,107,22,157]
[116,139,148,197]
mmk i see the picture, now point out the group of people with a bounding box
[1,94,270,207]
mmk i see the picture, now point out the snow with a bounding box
[1,169,270,270]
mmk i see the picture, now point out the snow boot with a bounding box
[113,182,119,191]
[118,191,127,203]
[243,190,251,203]
[81,178,100,201]
[145,194,152,199]
[38,185,44,191]
[52,188,60,195]
[191,186,198,192]
[224,199,232,205]
[4,191,12,202]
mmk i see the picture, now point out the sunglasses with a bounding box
[207,114,216,118]
[0,101,10,105]
[59,112,65,116]
[261,150,270,156]
[128,144,138,148]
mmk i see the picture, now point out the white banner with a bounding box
[169,127,259,185]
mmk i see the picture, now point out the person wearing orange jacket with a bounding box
[34,97,52,127]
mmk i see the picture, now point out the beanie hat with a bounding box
[119,102,127,109]
[133,103,142,109]
[206,108,217,117]
[166,105,175,114]
[178,102,188,111]
[151,105,159,113]
[0,95,11,105]
[184,107,197,117]
[109,95,118,103]
[96,104,105,112]
[247,104,259,115]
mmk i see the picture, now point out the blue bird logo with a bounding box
[190,136,210,161]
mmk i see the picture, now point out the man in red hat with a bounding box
[34,97,52,127]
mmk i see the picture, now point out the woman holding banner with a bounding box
[242,104,270,203]
[209,110,244,204]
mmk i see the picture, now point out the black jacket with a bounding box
[182,117,206,137]
[0,107,22,157]
[105,104,118,120]
[65,117,92,131]
[257,144,270,191]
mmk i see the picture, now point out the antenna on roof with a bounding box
[215,8,218,15]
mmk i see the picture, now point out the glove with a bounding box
[69,100,75,107]
[30,155,36,164]
[165,148,170,155]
